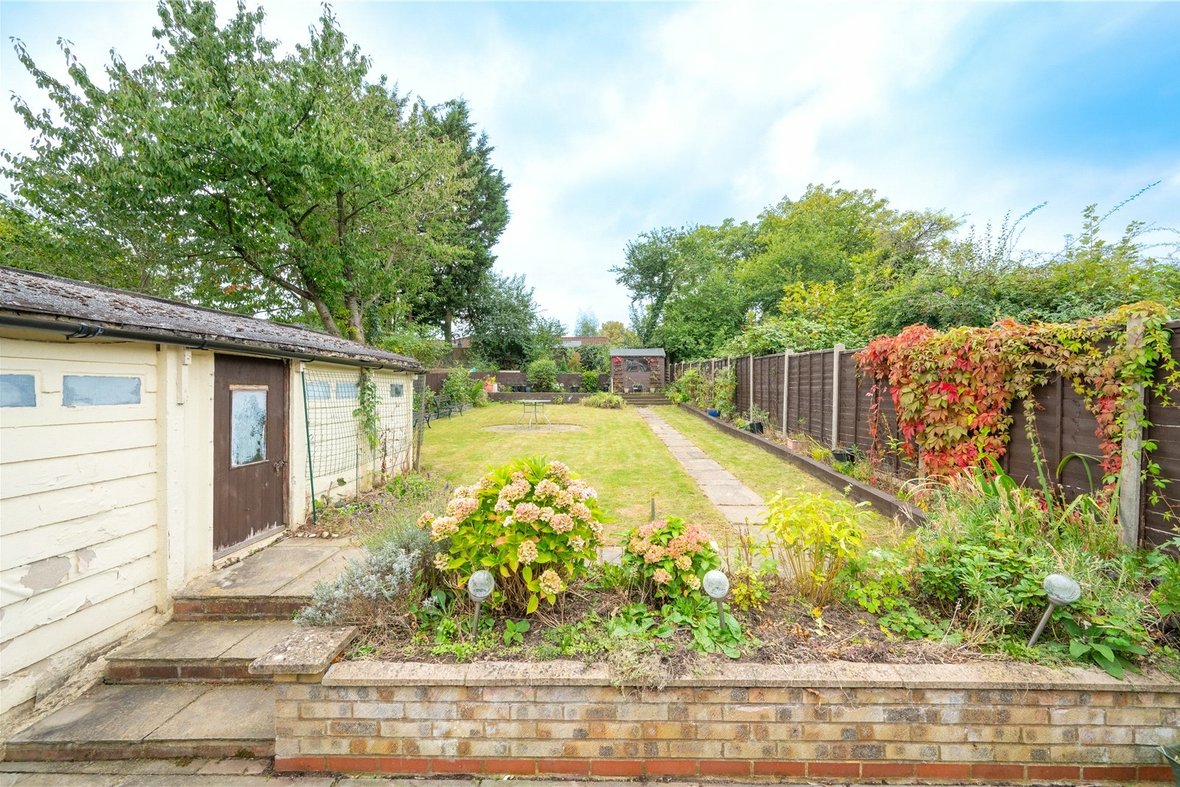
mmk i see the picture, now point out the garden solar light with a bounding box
[467,569,495,636]
[1027,573,1081,648]
[703,569,730,624]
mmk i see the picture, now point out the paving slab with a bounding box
[146,685,273,742]
[109,622,256,661]
[638,409,769,528]
[221,622,300,660]
[7,685,205,745]
[180,540,350,598]
[275,547,363,596]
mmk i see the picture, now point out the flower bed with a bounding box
[264,655,1178,783]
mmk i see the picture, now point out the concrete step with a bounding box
[3,684,274,762]
[171,595,308,622]
[173,537,360,621]
[106,621,297,683]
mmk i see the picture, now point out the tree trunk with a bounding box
[312,297,342,338]
[443,309,454,346]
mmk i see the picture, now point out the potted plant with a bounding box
[747,406,769,435]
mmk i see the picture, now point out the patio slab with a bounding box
[180,539,359,598]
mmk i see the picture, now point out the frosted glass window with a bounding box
[63,375,141,406]
[390,383,404,398]
[305,381,330,400]
[0,374,36,407]
[335,382,358,399]
[231,388,267,466]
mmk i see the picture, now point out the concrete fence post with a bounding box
[831,344,845,449]
[781,351,791,436]
[748,354,755,415]
[1118,316,1146,548]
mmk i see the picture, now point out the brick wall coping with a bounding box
[251,626,357,675]
[321,659,1180,693]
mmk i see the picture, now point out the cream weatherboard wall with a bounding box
[0,337,215,716]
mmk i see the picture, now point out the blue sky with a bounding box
[2,1,1178,329]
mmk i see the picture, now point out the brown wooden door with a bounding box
[213,355,288,555]
[623,358,650,392]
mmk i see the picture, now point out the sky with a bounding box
[2,0,1179,331]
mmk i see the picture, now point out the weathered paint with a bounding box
[0,338,215,717]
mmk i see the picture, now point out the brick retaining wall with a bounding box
[270,661,1178,782]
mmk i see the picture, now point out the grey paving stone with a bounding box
[146,685,273,742]
[221,621,300,660]
[276,548,363,596]
[194,759,270,776]
[7,685,205,744]
[0,775,121,786]
[181,541,345,597]
[109,622,255,661]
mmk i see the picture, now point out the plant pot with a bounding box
[832,448,857,463]
[747,421,764,434]
[706,408,721,417]
[785,438,804,452]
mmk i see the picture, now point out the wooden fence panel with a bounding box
[1143,327,1180,547]
[665,320,1178,546]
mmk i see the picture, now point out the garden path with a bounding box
[638,408,768,529]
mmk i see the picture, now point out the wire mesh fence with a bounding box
[301,366,415,511]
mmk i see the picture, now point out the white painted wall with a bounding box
[0,337,215,717]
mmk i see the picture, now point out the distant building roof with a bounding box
[0,266,422,372]
[610,347,666,358]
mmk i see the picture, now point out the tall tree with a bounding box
[4,0,469,342]
[573,311,599,337]
[738,184,892,313]
[466,273,541,369]
[600,320,637,348]
[612,226,683,345]
[414,99,510,344]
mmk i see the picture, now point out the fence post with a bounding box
[781,351,791,435]
[748,354,755,415]
[830,344,845,449]
[1118,316,1146,547]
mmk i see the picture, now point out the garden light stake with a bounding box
[1027,573,1081,648]
[467,569,495,637]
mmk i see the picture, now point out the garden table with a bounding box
[519,399,551,427]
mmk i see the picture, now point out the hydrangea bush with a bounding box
[422,457,605,614]
[622,517,721,601]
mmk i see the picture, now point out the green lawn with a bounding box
[420,402,729,540]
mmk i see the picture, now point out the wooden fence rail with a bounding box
[671,321,1180,548]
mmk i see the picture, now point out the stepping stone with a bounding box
[637,409,771,529]
[4,685,273,762]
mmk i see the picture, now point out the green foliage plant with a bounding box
[580,392,625,409]
[502,618,530,645]
[857,302,1178,496]
[354,369,380,451]
[622,517,721,602]
[423,457,605,615]
[526,358,560,392]
[763,490,868,605]
[441,366,474,405]
[580,370,602,392]
[712,365,738,419]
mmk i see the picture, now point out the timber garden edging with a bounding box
[255,635,1179,783]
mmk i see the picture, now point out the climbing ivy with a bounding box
[354,369,380,451]
[856,302,1178,491]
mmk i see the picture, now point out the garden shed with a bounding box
[0,266,421,717]
[609,347,666,393]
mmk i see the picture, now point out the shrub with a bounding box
[296,522,435,628]
[526,358,560,392]
[423,457,605,614]
[580,370,601,392]
[440,366,472,405]
[581,392,625,409]
[763,489,868,605]
[622,517,721,602]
